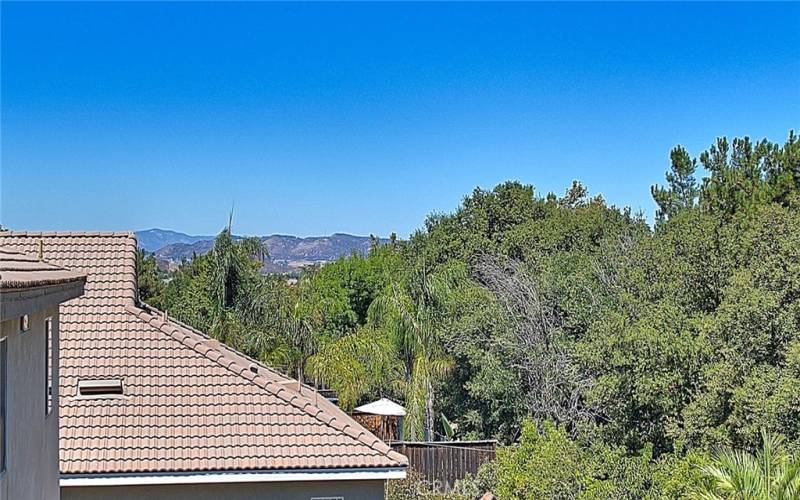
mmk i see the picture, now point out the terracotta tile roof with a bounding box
[0,231,407,475]
[0,245,86,290]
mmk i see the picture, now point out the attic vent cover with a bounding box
[78,379,124,397]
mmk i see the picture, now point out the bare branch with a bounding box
[474,256,596,430]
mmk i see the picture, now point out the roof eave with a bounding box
[60,467,407,487]
[0,279,85,320]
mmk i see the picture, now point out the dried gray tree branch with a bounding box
[474,256,596,430]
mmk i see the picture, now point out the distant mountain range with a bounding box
[136,228,215,252]
[136,229,386,273]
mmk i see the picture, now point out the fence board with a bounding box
[390,440,497,492]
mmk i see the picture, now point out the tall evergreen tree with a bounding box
[651,145,699,224]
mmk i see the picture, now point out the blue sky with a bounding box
[2,2,798,237]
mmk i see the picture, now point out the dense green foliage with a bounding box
[492,421,655,499]
[141,131,800,497]
[136,248,166,307]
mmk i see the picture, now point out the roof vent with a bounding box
[78,379,124,398]
[249,363,259,374]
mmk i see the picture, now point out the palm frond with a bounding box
[307,326,401,411]
[693,430,800,500]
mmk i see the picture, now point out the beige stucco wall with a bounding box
[63,479,385,500]
[0,307,61,500]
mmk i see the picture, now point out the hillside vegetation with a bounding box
[139,131,800,497]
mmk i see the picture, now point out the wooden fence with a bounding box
[390,440,497,491]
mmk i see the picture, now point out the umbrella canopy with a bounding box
[354,398,407,416]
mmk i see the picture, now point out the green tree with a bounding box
[307,324,402,410]
[308,260,463,439]
[651,145,700,224]
[699,132,799,219]
[199,225,270,350]
[692,431,800,499]
[157,221,285,360]
[492,420,655,500]
[274,300,317,382]
[494,420,587,499]
[367,262,464,440]
[136,248,165,307]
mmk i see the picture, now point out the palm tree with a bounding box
[306,262,464,440]
[307,324,401,410]
[277,302,317,382]
[367,263,463,440]
[692,430,800,499]
[204,219,271,352]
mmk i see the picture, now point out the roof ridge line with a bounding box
[1,231,136,238]
[126,303,407,468]
[145,308,301,384]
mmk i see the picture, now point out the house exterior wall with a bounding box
[0,307,61,500]
[62,479,385,500]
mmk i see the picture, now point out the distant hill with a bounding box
[136,228,214,252]
[136,229,387,273]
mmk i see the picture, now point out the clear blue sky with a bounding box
[2,2,798,237]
